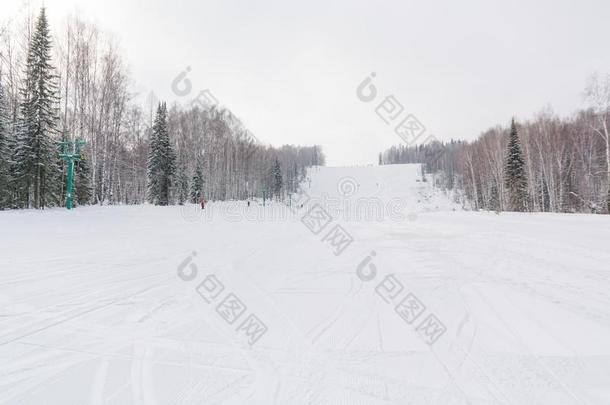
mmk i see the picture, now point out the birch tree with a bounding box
[584,73,610,213]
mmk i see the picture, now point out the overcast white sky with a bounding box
[2,0,610,165]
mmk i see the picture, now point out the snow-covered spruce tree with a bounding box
[13,8,62,209]
[504,118,529,212]
[160,111,177,205]
[146,114,160,204]
[0,83,11,209]
[147,102,176,205]
[271,158,283,201]
[190,162,204,203]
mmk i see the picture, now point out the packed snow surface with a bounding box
[1,164,609,404]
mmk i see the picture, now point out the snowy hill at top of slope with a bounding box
[298,164,461,221]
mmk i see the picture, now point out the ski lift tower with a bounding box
[58,139,85,210]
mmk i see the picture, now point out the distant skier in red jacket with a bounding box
[200,197,206,209]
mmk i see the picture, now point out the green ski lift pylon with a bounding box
[58,139,85,210]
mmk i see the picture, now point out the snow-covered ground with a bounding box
[1,164,609,404]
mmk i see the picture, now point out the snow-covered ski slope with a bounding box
[1,164,609,404]
[303,164,460,217]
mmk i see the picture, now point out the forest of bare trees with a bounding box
[0,8,323,209]
[380,79,610,214]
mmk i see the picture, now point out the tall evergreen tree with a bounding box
[190,162,204,203]
[146,119,160,204]
[147,102,175,205]
[504,118,529,212]
[13,8,62,209]
[0,83,11,209]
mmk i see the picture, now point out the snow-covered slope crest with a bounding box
[298,164,460,222]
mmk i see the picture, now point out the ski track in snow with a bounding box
[1,164,610,404]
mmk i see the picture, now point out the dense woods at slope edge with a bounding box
[380,80,610,215]
[0,8,324,209]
